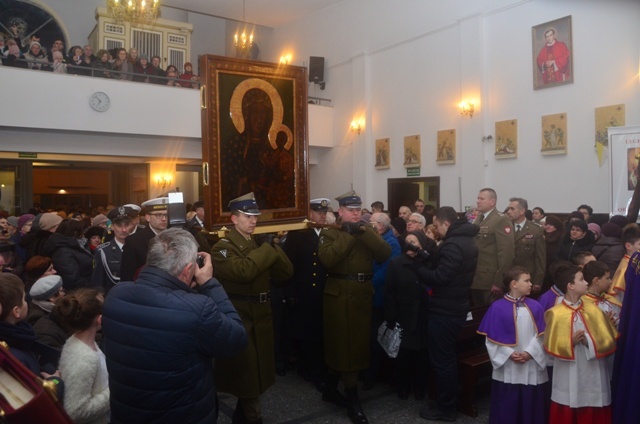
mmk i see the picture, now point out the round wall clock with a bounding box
[89,91,110,112]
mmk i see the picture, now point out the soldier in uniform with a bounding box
[91,205,137,293]
[318,191,392,424]
[281,198,331,392]
[211,192,293,424]
[120,197,168,281]
[505,197,546,294]
[471,188,515,306]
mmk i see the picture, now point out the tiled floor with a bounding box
[216,371,491,424]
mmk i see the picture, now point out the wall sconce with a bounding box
[279,54,292,65]
[156,176,172,190]
[350,119,363,135]
[459,101,475,118]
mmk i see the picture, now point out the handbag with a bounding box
[377,322,402,358]
[0,341,73,424]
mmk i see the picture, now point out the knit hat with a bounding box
[29,41,41,49]
[39,212,63,231]
[17,214,35,231]
[139,54,148,60]
[609,215,628,228]
[601,222,622,239]
[390,217,407,235]
[91,214,109,227]
[30,275,63,301]
[7,216,18,228]
[587,223,601,238]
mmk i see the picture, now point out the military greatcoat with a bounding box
[211,228,293,398]
[512,219,546,287]
[472,209,515,291]
[318,227,391,372]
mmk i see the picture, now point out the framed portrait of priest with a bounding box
[199,55,309,227]
[532,16,573,90]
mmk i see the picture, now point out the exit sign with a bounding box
[406,167,420,177]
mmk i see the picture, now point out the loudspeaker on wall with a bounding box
[309,56,324,83]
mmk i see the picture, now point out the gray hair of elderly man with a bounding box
[146,227,198,277]
[409,213,426,228]
[371,212,391,230]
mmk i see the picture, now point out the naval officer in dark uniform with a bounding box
[211,192,293,424]
[318,191,392,424]
[281,198,331,391]
[120,197,168,281]
[91,205,137,294]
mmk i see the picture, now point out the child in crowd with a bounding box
[538,260,571,311]
[58,288,110,424]
[570,251,596,268]
[543,264,618,424]
[582,260,621,329]
[609,226,640,303]
[478,266,548,424]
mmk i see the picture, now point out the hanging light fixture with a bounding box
[108,0,161,26]
[235,0,254,51]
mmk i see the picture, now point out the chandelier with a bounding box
[234,0,254,50]
[108,0,161,26]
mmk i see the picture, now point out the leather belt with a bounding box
[228,291,271,303]
[327,273,373,282]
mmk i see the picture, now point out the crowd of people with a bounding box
[0,25,199,88]
[0,190,639,424]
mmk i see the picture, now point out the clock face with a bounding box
[89,92,110,112]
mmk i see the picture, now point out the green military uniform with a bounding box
[472,209,515,305]
[512,219,546,288]
[318,227,391,372]
[211,227,293,397]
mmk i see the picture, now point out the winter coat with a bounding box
[555,231,596,261]
[42,233,94,291]
[384,254,429,350]
[591,235,625,274]
[102,266,247,424]
[414,219,479,317]
[59,335,110,424]
[372,228,402,308]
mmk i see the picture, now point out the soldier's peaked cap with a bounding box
[229,192,261,216]
[335,191,362,208]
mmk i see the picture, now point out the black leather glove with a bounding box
[417,249,430,260]
[254,234,276,247]
[341,222,365,235]
[404,243,419,253]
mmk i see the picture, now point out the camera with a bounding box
[196,255,205,268]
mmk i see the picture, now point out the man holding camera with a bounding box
[317,191,391,424]
[211,192,293,424]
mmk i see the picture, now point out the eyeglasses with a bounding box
[149,213,168,220]
[408,219,422,224]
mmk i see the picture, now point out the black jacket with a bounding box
[414,219,479,316]
[384,254,429,350]
[555,231,596,261]
[42,233,94,291]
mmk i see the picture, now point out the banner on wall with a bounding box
[610,126,640,217]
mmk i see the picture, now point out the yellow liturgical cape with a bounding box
[543,299,619,360]
[610,254,630,296]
